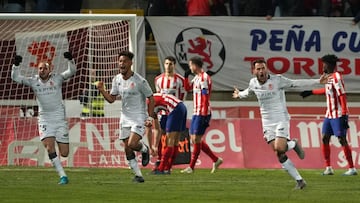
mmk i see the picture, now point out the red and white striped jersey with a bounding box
[325,72,349,118]
[153,93,182,114]
[154,73,186,100]
[190,71,211,116]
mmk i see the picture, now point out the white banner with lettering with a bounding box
[147,17,360,92]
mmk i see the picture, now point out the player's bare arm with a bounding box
[145,96,155,127]
[96,81,116,103]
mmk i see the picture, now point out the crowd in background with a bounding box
[0,0,83,13]
[144,0,359,41]
[146,0,360,24]
[1,0,359,25]
[1,0,359,42]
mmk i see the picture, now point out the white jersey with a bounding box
[110,72,153,127]
[11,61,76,122]
[239,74,319,126]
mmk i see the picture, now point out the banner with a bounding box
[2,105,360,169]
[147,17,360,92]
[173,129,191,165]
[15,32,70,74]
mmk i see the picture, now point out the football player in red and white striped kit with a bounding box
[155,56,186,100]
[150,56,187,171]
[180,56,223,174]
[300,54,357,176]
[150,93,187,174]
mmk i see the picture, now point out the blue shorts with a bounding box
[165,103,187,133]
[322,117,347,137]
[189,114,211,135]
[159,115,167,131]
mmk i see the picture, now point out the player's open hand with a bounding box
[150,146,158,157]
[145,117,153,127]
[319,73,331,84]
[232,86,240,98]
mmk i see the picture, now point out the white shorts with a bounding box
[119,123,146,140]
[38,119,69,143]
[263,121,290,143]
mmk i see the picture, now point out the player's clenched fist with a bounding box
[63,52,73,60]
[14,55,23,66]
[96,81,105,91]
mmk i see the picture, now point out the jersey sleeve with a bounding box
[184,77,193,92]
[11,65,32,86]
[278,74,320,89]
[238,88,253,98]
[312,88,326,95]
[141,78,154,98]
[60,60,76,80]
[332,72,346,96]
[177,74,186,100]
[154,75,161,93]
[238,79,255,99]
[110,76,119,96]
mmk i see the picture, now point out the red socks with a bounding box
[343,145,354,168]
[201,141,218,162]
[189,143,201,169]
[322,144,331,167]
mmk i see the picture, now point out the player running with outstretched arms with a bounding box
[233,59,328,189]
[11,52,76,185]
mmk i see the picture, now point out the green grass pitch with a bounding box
[0,167,359,203]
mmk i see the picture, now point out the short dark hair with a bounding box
[164,56,176,64]
[119,50,134,60]
[321,54,339,67]
[189,56,203,67]
[252,59,266,67]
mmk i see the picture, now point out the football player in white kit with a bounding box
[11,52,76,185]
[97,51,155,183]
[233,59,328,190]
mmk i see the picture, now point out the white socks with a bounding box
[51,156,67,177]
[282,158,302,181]
[128,158,143,177]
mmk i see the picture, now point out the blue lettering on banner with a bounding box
[333,32,360,52]
[269,30,283,51]
[250,25,320,52]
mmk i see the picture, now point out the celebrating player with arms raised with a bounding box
[11,52,76,185]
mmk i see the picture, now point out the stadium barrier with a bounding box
[2,105,360,170]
